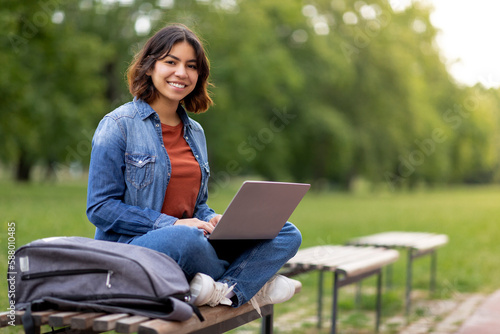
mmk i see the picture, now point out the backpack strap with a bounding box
[22,299,55,334]
[189,303,205,322]
[21,304,35,334]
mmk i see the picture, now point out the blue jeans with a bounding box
[129,222,302,307]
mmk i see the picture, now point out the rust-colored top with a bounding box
[161,122,201,219]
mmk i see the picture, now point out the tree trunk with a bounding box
[16,152,32,182]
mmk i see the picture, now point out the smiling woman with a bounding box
[85,23,303,313]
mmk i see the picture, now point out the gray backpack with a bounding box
[11,236,202,332]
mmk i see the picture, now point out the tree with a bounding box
[0,0,111,181]
[2,0,499,188]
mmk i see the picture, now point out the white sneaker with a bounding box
[250,275,301,316]
[190,273,235,307]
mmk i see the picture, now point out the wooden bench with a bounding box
[0,284,300,334]
[347,231,449,316]
[282,245,399,334]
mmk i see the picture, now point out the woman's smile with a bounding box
[168,82,187,89]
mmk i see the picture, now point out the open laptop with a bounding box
[208,181,310,240]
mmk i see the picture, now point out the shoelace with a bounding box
[250,296,262,317]
[249,280,273,317]
[250,275,297,318]
[207,282,236,307]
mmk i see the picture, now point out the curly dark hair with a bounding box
[127,24,213,113]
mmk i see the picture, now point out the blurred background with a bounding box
[2,0,500,191]
[3,2,500,331]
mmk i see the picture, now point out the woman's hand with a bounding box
[208,214,222,228]
[174,214,222,235]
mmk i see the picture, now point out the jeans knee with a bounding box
[171,227,227,280]
[289,225,302,253]
[173,226,209,257]
[280,222,302,255]
[130,225,206,259]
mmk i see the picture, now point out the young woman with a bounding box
[86,24,302,310]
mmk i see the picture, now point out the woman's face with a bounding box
[148,41,199,106]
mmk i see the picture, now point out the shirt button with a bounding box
[195,155,199,158]
[156,124,159,127]
[139,160,143,164]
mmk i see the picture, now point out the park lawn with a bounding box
[2,180,500,331]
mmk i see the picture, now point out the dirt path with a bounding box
[386,293,486,334]
[230,291,488,333]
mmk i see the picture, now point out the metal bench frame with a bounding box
[348,231,449,317]
[283,245,399,334]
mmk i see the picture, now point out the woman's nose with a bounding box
[175,65,188,78]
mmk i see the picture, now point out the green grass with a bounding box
[288,186,500,294]
[2,180,500,332]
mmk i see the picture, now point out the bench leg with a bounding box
[330,269,383,334]
[406,249,413,318]
[406,248,438,318]
[355,281,362,309]
[430,250,437,294]
[261,312,273,334]
[331,272,340,334]
[317,270,324,329]
[386,264,393,290]
[375,270,382,332]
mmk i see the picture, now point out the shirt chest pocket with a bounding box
[125,154,156,189]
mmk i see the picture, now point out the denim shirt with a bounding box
[86,98,217,243]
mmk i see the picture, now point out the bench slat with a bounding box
[286,246,374,269]
[336,249,400,277]
[49,311,84,327]
[350,231,426,246]
[311,247,387,270]
[412,234,449,251]
[1,310,59,327]
[139,281,300,334]
[31,311,58,326]
[71,312,106,330]
[349,232,448,250]
[0,311,18,327]
[285,245,396,274]
[139,303,261,334]
[115,315,150,333]
[93,313,129,332]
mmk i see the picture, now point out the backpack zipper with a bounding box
[22,269,114,288]
[105,270,113,288]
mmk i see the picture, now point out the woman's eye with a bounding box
[188,64,198,70]
[162,59,175,65]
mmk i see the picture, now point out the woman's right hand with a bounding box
[174,218,215,235]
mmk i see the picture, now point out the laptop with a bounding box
[208,181,310,240]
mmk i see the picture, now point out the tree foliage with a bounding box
[2,0,500,189]
[1,0,111,180]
